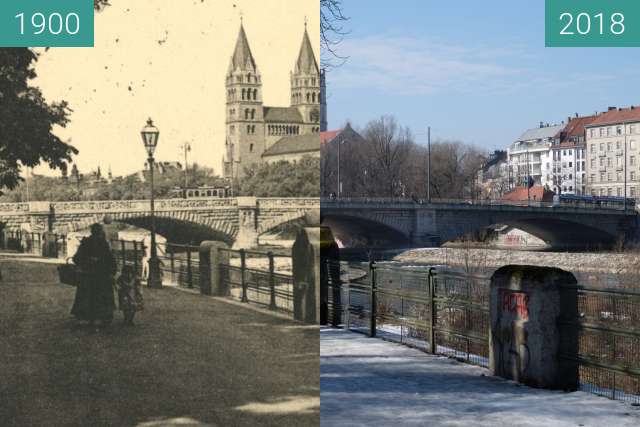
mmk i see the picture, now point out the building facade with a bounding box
[585,106,640,198]
[223,22,320,180]
[507,123,564,189]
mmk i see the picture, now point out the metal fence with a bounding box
[219,248,294,315]
[559,285,640,404]
[0,230,66,258]
[110,239,146,279]
[156,242,201,290]
[325,259,490,368]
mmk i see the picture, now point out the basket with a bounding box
[58,261,81,287]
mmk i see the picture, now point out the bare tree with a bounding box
[321,0,349,68]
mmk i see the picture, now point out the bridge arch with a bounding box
[321,214,412,248]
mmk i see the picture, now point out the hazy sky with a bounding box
[326,1,640,149]
[33,0,319,177]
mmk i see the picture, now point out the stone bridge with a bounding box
[0,197,319,248]
[321,199,639,250]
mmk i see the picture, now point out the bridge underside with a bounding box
[119,216,235,246]
[322,213,623,251]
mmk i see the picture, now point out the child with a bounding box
[116,265,144,325]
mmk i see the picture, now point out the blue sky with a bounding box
[325,1,640,150]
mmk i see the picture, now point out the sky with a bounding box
[32,0,319,177]
[325,1,640,150]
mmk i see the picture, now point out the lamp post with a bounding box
[141,118,162,288]
[337,138,349,198]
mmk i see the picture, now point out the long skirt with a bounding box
[71,273,116,322]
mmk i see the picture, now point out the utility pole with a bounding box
[624,133,628,211]
[427,126,431,203]
[180,142,191,198]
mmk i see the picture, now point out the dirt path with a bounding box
[0,258,319,427]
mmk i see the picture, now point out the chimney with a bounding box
[575,112,579,118]
[609,106,616,111]
[567,116,572,124]
[539,121,544,128]
[632,106,636,110]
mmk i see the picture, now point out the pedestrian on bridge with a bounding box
[70,223,117,329]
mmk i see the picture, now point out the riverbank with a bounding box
[393,247,640,287]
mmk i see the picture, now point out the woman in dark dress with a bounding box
[71,223,117,328]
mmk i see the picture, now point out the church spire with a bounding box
[230,22,256,71]
[294,25,319,75]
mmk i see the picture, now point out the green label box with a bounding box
[0,0,93,47]
[546,0,640,47]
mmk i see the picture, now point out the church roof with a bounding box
[230,23,256,71]
[263,106,303,123]
[294,27,319,75]
[262,134,319,157]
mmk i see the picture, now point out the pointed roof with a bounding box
[294,26,319,75]
[230,23,256,71]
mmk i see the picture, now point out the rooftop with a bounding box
[262,134,319,157]
[263,107,303,123]
[515,124,564,143]
[586,106,640,127]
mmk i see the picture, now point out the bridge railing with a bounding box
[219,248,294,315]
[320,197,635,211]
[323,258,640,404]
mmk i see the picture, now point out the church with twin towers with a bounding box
[223,21,325,180]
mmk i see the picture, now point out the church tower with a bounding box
[223,22,265,180]
[291,24,320,133]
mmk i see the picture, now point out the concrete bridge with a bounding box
[320,198,639,249]
[0,197,319,248]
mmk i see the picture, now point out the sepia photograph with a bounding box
[0,1,320,426]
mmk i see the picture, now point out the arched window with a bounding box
[253,89,257,100]
[306,93,310,103]
[247,73,252,82]
[245,109,249,119]
[241,88,246,100]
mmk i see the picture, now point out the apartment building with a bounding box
[508,122,564,188]
[585,106,640,198]
[548,114,596,195]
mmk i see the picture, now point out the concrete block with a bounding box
[199,241,230,296]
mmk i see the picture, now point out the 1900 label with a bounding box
[0,0,93,47]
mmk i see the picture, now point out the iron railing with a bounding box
[156,242,201,290]
[324,259,490,368]
[110,239,146,279]
[219,248,293,315]
[559,285,640,404]
[1,230,67,258]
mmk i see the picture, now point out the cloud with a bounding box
[327,34,616,97]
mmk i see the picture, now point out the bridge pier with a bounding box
[233,197,259,249]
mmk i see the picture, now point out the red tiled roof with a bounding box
[560,115,599,138]
[501,186,555,202]
[320,129,341,145]
[587,107,640,127]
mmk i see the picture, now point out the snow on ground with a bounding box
[321,328,640,427]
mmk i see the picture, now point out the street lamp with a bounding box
[337,138,349,198]
[141,118,162,288]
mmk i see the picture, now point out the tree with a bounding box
[0,49,78,192]
[320,0,349,67]
[238,157,320,197]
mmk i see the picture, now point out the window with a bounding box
[569,174,573,180]
[617,187,622,196]
[591,174,596,183]
[608,173,612,181]
[569,162,573,168]
[632,171,637,181]
[631,125,636,134]
[591,159,596,168]
[632,140,637,150]
[600,128,605,137]
[632,187,636,197]
[607,142,612,151]
[590,129,595,138]
[562,150,566,156]
[590,144,595,153]
[631,156,636,166]
[606,127,611,136]
[608,188,613,196]
[600,143,605,151]
[600,189,605,196]
[607,158,612,167]
[249,143,254,152]
[617,126,623,135]
[617,141,622,149]
[600,172,605,181]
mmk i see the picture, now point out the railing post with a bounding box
[268,251,277,310]
[187,247,193,289]
[120,240,126,270]
[369,261,377,338]
[429,268,437,354]
[170,246,175,284]
[240,249,248,302]
[133,241,139,277]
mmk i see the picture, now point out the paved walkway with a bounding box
[321,328,640,427]
[0,258,319,427]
